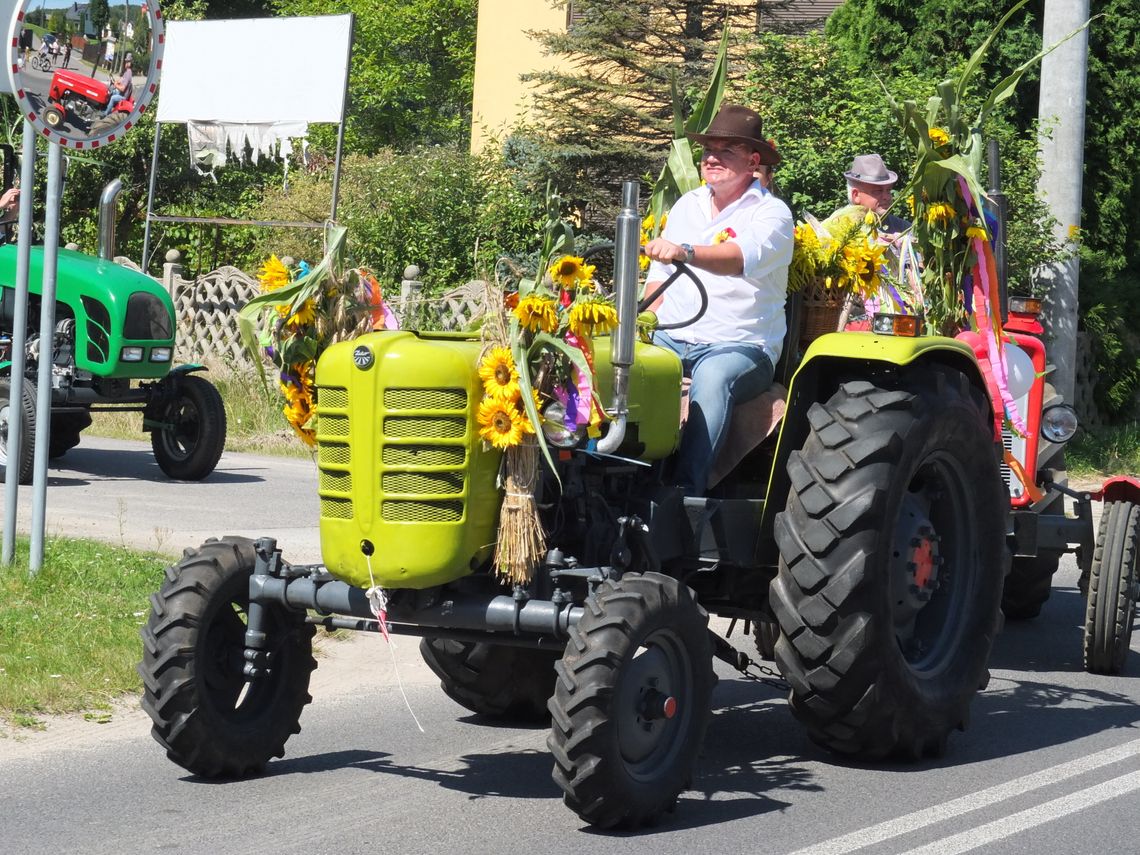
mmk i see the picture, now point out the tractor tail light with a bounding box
[872,313,920,337]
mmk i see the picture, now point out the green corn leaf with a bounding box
[955,0,1031,102]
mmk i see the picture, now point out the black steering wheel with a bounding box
[580,242,710,331]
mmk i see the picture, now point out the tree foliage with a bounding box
[271,0,477,152]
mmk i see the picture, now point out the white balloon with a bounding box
[1004,343,1036,401]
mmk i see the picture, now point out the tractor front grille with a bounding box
[315,381,471,526]
[124,292,173,340]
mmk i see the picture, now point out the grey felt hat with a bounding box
[844,153,898,186]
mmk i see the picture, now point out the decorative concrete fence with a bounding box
[134,251,488,370]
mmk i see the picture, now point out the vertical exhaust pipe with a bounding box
[97,178,123,260]
[596,179,640,454]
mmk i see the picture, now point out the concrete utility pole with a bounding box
[1035,0,1090,404]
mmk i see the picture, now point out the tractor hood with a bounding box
[0,244,177,378]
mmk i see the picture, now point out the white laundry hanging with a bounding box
[186,120,309,184]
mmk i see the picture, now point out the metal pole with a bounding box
[329,13,354,223]
[140,120,161,270]
[1035,0,1090,405]
[2,122,37,567]
[29,142,63,574]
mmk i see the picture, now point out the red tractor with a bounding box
[42,68,132,133]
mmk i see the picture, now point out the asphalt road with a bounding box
[1,437,1138,853]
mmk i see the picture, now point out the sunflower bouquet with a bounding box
[476,190,620,584]
[239,225,389,446]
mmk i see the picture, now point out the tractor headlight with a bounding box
[149,347,172,362]
[1040,404,1079,443]
[872,313,920,337]
[541,402,581,448]
[120,346,144,362]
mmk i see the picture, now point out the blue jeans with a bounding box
[654,330,775,494]
[103,92,127,117]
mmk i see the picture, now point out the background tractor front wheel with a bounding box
[548,572,714,829]
[772,372,1007,759]
[420,637,558,721]
[1083,500,1139,674]
[0,377,36,484]
[139,536,316,777]
[149,374,227,480]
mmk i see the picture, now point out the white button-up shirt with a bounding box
[648,181,794,366]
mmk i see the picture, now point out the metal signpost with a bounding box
[2,0,165,572]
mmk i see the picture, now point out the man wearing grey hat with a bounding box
[828,152,911,235]
[643,104,794,495]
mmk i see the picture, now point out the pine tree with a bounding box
[518,1,799,230]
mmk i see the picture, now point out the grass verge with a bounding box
[0,536,174,727]
[1068,423,1140,481]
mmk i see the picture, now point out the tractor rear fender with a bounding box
[1092,476,1140,505]
[755,332,993,564]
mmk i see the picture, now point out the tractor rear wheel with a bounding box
[1083,500,1139,675]
[139,536,316,777]
[420,637,558,721]
[49,409,92,459]
[149,374,227,480]
[0,377,36,484]
[772,372,1007,759]
[548,572,713,828]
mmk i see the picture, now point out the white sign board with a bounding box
[157,15,351,124]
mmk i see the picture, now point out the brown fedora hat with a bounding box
[687,105,781,166]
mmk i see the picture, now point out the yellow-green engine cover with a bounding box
[591,337,682,459]
[315,331,503,590]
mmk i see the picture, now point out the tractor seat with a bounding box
[679,379,788,490]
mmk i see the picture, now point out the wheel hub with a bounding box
[890,495,944,636]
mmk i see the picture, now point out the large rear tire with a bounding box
[48,409,92,459]
[420,637,558,721]
[1083,500,1139,675]
[149,374,227,480]
[0,377,36,484]
[548,572,714,828]
[139,536,316,777]
[772,372,1007,759]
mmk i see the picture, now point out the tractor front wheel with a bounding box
[772,372,1007,759]
[1083,500,1139,674]
[48,409,92,459]
[0,377,36,484]
[420,637,558,721]
[548,572,714,828]
[139,536,316,777]
[149,374,227,480]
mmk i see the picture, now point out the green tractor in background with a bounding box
[139,180,1032,828]
[0,159,226,483]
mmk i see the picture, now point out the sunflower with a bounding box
[926,202,956,228]
[966,224,989,241]
[478,346,520,400]
[284,298,317,327]
[507,386,541,433]
[477,397,527,449]
[568,299,618,339]
[258,255,291,292]
[928,127,950,148]
[515,294,559,334]
[549,255,596,290]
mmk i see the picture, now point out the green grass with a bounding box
[1067,423,1140,481]
[0,537,174,726]
[89,366,311,458]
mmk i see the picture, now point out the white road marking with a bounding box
[904,769,1140,855]
[790,737,1140,855]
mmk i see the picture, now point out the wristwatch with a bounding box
[680,243,696,264]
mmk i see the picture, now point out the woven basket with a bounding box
[800,279,847,350]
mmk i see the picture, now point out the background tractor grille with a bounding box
[320,414,351,437]
[320,470,353,493]
[319,442,351,466]
[320,387,349,409]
